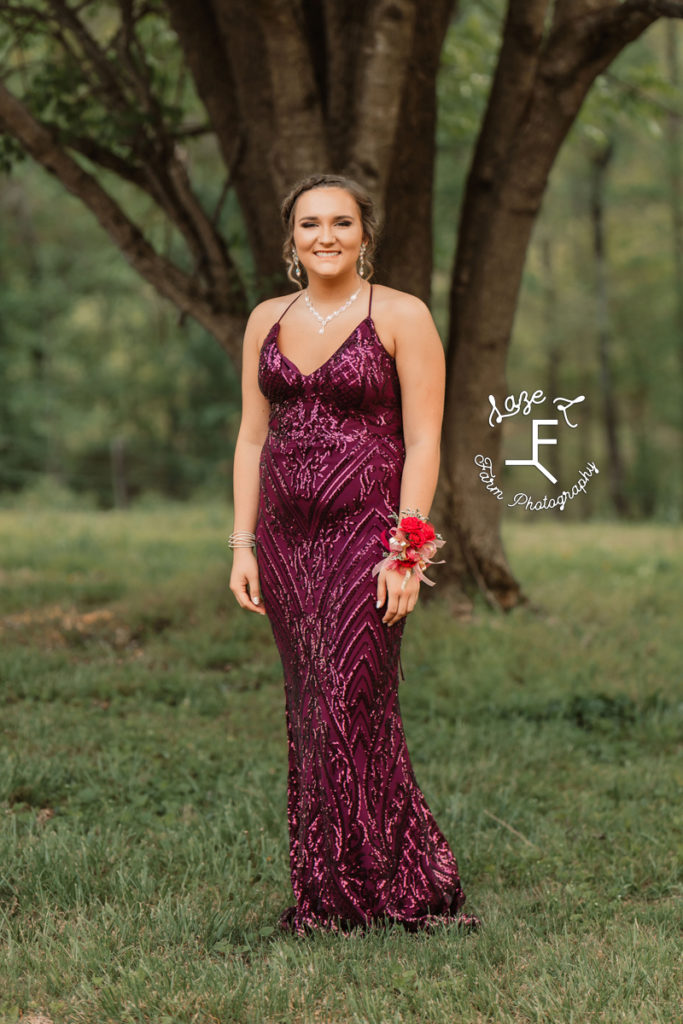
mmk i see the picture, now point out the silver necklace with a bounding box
[304,283,362,334]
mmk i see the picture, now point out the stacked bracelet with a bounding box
[229,530,256,549]
[372,512,445,589]
[398,507,430,523]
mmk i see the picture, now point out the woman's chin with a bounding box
[306,261,356,280]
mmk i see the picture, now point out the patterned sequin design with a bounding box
[256,300,479,936]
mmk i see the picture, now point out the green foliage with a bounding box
[0,506,680,1022]
[0,166,241,504]
[433,2,501,289]
[0,6,680,517]
[0,2,190,164]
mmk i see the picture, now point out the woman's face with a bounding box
[292,187,365,283]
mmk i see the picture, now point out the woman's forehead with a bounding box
[295,187,360,219]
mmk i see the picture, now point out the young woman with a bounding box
[230,173,478,935]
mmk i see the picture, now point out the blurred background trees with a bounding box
[0,1,681,608]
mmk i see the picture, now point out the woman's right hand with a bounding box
[229,549,266,615]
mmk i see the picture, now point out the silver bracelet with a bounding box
[398,507,430,522]
[229,530,256,549]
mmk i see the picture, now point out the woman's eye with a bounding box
[299,219,353,228]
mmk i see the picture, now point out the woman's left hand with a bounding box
[375,567,421,626]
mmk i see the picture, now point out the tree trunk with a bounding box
[589,140,629,518]
[110,437,129,509]
[540,233,563,502]
[375,0,454,300]
[439,0,676,611]
[664,20,683,513]
[164,0,287,294]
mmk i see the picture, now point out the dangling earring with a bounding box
[292,248,302,279]
[359,242,367,278]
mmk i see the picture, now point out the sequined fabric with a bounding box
[256,292,479,936]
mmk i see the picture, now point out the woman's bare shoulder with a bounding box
[370,284,431,319]
[244,292,303,349]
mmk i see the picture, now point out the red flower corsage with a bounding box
[372,513,445,587]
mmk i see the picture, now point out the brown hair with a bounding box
[280,174,379,287]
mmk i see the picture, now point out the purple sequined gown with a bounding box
[256,286,476,935]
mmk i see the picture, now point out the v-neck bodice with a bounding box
[258,311,402,445]
[271,315,373,380]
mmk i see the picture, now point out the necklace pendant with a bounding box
[305,281,362,336]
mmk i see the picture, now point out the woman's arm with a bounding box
[376,294,446,625]
[395,297,445,518]
[229,307,272,616]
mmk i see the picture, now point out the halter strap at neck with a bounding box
[278,282,373,324]
[277,293,302,323]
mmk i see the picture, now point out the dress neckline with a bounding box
[268,315,376,379]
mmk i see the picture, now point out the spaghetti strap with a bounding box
[277,293,302,323]
[368,283,373,318]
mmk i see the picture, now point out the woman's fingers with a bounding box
[381,570,420,625]
[245,572,266,614]
[230,559,266,615]
[235,579,266,614]
[375,570,387,611]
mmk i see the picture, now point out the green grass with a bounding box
[0,505,681,1024]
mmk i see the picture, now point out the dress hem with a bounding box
[277,903,481,938]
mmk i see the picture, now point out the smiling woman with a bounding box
[228,173,479,937]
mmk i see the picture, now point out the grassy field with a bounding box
[0,503,680,1024]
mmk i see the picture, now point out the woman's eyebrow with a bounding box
[297,214,354,222]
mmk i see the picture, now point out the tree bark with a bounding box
[345,0,418,211]
[439,0,683,610]
[375,0,455,300]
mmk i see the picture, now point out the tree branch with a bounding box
[544,1,683,91]
[46,0,135,117]
[610,0,683,16]
[0,80,245,351]
[604,68,683,117]
[42,128,147,184]
[112,0,169,127]
[37,1,246,304]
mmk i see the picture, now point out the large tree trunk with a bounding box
[375,0,453,300]
[439,0,681,611]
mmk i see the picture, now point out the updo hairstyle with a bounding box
[280,174,379,288]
